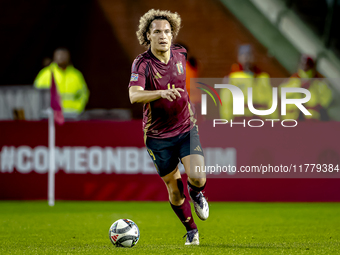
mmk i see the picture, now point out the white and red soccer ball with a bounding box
[109,219,140,248]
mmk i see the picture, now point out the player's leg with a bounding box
[182,154,206,188]
[161,166,199,245]
[145,136,199,245]
[179,126,209,221]
[161,167,197,224]
[182,154,209,221]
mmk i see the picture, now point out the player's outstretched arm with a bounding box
[129,86,184,104]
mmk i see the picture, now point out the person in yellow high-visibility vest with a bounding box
[220,44,277,120]
[279,55,332,121]
[34,48,89,116]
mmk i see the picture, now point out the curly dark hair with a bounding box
[136,9,181,46]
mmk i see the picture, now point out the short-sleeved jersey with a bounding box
[129,44,195,139]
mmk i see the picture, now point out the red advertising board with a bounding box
[0,120,340,201]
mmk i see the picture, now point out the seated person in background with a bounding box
[34,47,89,116]
[220,44,277,121]
[279,55,332,121]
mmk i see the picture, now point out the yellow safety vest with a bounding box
[34,63,89,114]
[220,71,278,120]
[279,77,332,120]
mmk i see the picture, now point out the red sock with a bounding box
[170,197,197,231]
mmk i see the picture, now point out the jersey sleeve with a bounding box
[128,56,147,89]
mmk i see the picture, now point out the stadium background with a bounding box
[1,0,340,202]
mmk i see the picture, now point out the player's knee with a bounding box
[164,178,183,191]
[169,188,183,202]
[189,178,206,188]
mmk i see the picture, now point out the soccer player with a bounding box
[128,9,209,245]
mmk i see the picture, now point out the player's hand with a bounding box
[160,88,184,102]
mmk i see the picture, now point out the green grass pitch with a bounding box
[1,201,339,254]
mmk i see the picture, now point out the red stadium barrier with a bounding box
[0,120,340,201]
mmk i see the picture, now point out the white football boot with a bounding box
[188,184,209,220]
[184,229,199,245]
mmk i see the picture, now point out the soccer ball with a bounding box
[109,219,140,248]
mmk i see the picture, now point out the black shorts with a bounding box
[145,126,204,177]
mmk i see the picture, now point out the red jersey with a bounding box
[129,44,195,139]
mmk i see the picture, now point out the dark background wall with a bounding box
[0,0,132,111]
[0,0,289,117]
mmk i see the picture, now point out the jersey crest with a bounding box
[176,61,184,75]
